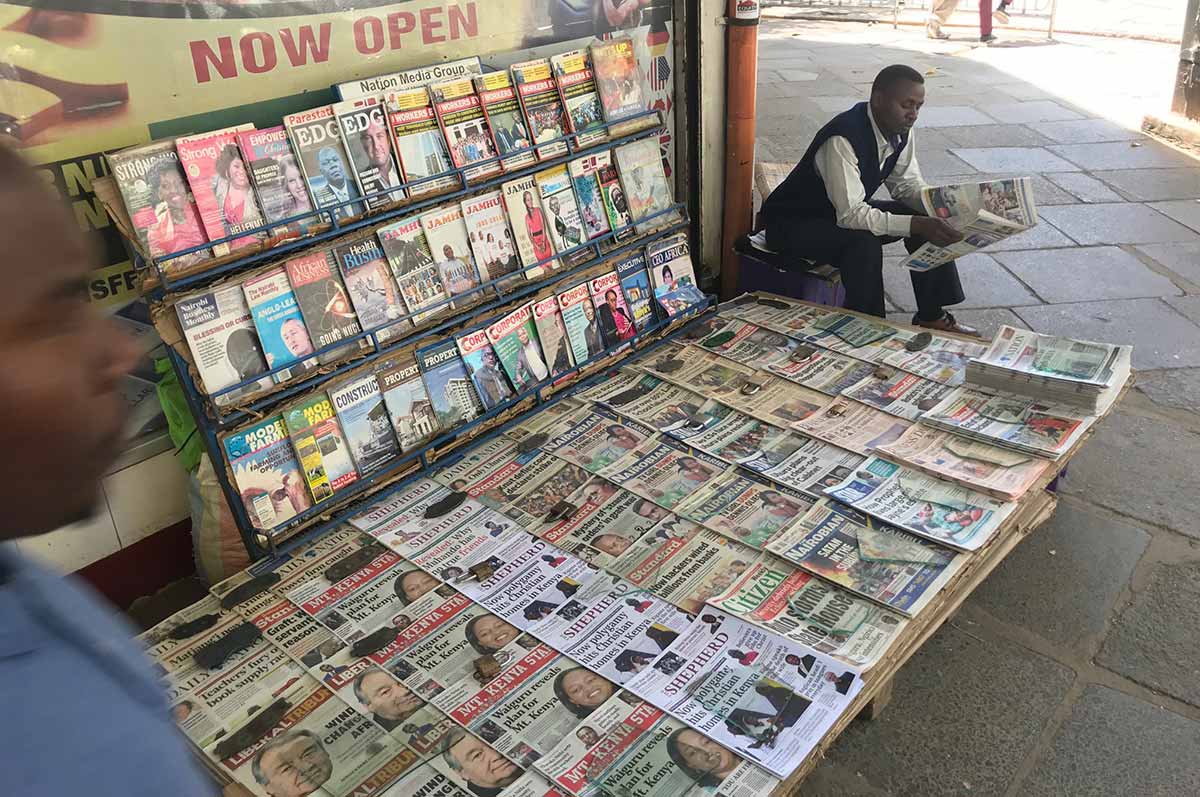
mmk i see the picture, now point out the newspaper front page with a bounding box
[766,499,966,617]
[792,398,911,455]
[921,386,1095,459]
[874,423,1051,501]
[625,611,861,778]
[824,456,1016,552]
[767,345,877,396]
[842,369,954,421]
[707,560,907,670]
[601,438,729,511]
[675,470,814,550]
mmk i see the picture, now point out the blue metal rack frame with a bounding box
[136,105,699,562]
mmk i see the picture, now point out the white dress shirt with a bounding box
[813,105,929,237]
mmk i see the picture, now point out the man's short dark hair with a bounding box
[872,65,924,96]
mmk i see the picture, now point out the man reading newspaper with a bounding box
[0,143,244,796]
[759,65,977,335]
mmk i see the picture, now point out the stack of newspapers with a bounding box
[966,326,1131,415]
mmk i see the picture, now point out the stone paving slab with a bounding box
[985,220,1077,251]
[1164,294,1200,326]
[1044,172,1125,203]
[1050,141,1193,171]
[823,625,1073,796]
[1038,203,1200,245]
[1092,168,1200,202]
[949,146,1079,173]
[1097,560,1200,708]
[883,253,1039,311]
[1136,368,1200,412]
[939,124,1055,148]
[915,148,979,178]
[758,79,822,99]
[810,95,864,112]
[1016,297,1200,370]
[978,100,1085,124]
[1146,199,1200,233]
[993,246,1181,303]
[1018,686,1200,796]
[1059,410,1200,535]
[967,503,1149,649]
[1028,118,1142,144]
[915,105,998,128]
[992,81,1058,101]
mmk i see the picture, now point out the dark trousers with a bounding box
[764,199,964,320]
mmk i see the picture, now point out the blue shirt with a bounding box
[0,549,214,796]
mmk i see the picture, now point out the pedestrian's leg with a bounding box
[979,0,994,39]
[765,219,888,317]
[927,0,957,38]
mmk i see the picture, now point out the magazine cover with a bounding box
[236,126,315,239]
[376,216,450,324]
[332,96,405,210]
[614,251,658,332]
[176,285,272,405]
[511,58,569,160]
[284,249,366,364]
[598,156,635,249]
[646,232,706,317]
[223,414,312,529]
[588,270,637,346]
[532,295,576,379]
[550,48,607,148]
[284,392,360,501]
[461,191,520,286]
[329,373,401,476]
[420,204,481,299]
[568,152,614,242]
[590,37,649,133]
[106,139,211,271]
[765,499,965,617]
[384,86,458,198]
[535,165,590,267]
[333,236,406,344]
[502,175,559,278]
[485,302,548,393]
[283,104,363,220]
[456,328,515,411]
[473,70,535,171]
[418,338,485,427]
[614,138,676,233]
[176,125,264,255]
[376,351,441,451]
[429,76,501,183]
[557,281,605,365]
[243,267,319,383]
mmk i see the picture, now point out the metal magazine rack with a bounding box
[124,106,714,561]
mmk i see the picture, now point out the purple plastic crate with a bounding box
[735,246,845,308]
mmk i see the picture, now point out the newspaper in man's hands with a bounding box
[901,178,1039,271]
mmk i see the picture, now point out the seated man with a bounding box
[760,64,976,335]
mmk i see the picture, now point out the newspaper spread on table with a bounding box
[792,397,911,455]
[766,344,877,396]
[823,455,1016,552]
[707,559,908,670]
[675,469,814,550]
[842,368,954,422]
[534,694,780,796]
[874,423,1051,501]
[901,178,1039,271]
[765,499,966,617]
[624,611,862,778]
[601,438,730,512]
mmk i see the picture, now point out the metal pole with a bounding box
[719,0,761,300]
[1046,0,1058,40]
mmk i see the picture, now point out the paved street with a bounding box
[753,16,1200,796]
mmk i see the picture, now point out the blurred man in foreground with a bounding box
[0,143,227,795]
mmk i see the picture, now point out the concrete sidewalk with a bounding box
[754,17,1200,796]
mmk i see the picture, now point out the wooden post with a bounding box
[718,0,761,300]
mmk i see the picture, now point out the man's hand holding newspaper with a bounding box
[903,178,1039,271]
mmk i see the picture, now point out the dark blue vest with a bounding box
[760,102,909,226]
